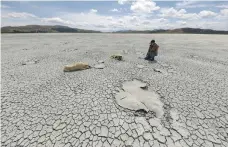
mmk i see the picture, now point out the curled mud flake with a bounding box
[115,79,164,118]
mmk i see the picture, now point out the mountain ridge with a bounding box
[1,25,101,33]
[1,25,228,34]
[113,28,228,34]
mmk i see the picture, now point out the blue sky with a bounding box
[1,1,228,31]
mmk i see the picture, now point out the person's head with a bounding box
[151,40,155,43]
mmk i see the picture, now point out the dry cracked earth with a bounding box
[1,33,228,147]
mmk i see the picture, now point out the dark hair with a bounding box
[151,40,155,43]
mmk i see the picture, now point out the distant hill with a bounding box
[1,25,101,33]
[114,28,228,34]
[2,26,228,34]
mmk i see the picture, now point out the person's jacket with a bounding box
[149,43,159,54]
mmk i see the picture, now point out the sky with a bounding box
[1,1,228,31]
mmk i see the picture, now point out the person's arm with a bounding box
[148,45,153,52]
[151,44,158,52]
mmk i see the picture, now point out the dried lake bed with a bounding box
[1,33,228,147]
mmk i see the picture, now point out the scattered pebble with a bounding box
[161,64,169,67]
[153,68,163,73]
[22,60,39,65]
[63,48,78,52]
[122,50,128,54]
[115,87,120,92]
[98,60,104,63]
[111,55,123,61]
[137,65,144,69]
[94,64,105,69]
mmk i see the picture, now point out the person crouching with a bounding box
[145,40,159,61]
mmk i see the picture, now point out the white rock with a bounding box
[153,68,163,73]
[94,64,105,69]
[137,65,144,69]
[98,60,104,63]
[123,50,128,54]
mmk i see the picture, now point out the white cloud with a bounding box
[176,1,208,8]
[41,17,75,25]
[1,8,227,31]
[160,8,217,20]
[2,12,37,19]
[176,1,197,7]
[177,21,187,25]
[118,0,129,5]
[90,9,97,13]
[111,8,120,12]
[2,12,74,26]
[160,7,200,20]
[1,4,11,8]
[130,0,160,13]
[220,9,228,16]
[106,16,113,21]
[199,10,217,18]
[160,7,186,17]
[216,5,228,9]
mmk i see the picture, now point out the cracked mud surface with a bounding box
[1,33,228,147]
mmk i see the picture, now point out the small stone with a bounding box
[98,60,104,63]
[153,68,162,73]
[123,50,128,54]
[94,64,105,69]
[137,65,144,69]
[111,54,123,61]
